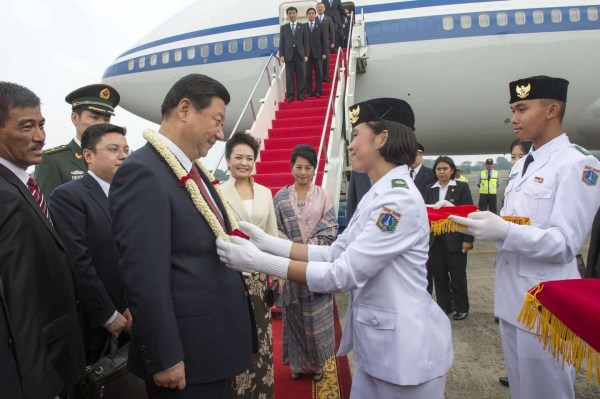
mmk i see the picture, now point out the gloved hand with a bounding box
[434,200,455,209]
[238,221,293,257]
[448,211,510,242]
[216,236,290,280]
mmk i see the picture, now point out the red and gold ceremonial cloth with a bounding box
[426,205,530,235]
[518,279,600,385]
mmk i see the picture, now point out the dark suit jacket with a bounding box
[586,209,600,278]
[0,278,23,399]
[316,14,335,47]
[306,21,326,59]
[279,22,309,60]
[414,165,436,197]
[323,0,345,26]
[346,171,371,221]
[49,173,126,354]
[109,143,255,383]
[0,164,85,399]
[424,180,475,252]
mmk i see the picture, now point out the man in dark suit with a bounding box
[410,143,436,197]
[322,0,347,48]
[315,3,335,82]
[345,171,371,222]
[49,123,131,365]
[305,7,327,97]
[279,6,309,102]
[0,277,23,399]
[0,82,85,398]
[110,74,255,398]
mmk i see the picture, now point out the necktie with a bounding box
[310,22,313,31]
[319,15,323,23]
[329,0,333,6]
[27,176,52,224]
[291,23,296,34]
[189,165,226,231]
[487,171,491,180]
[522,154,534,176]
[410,169,415,180]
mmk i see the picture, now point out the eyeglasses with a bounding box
[95,145,130,155]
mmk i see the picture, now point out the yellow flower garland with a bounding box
[143,129,238,241]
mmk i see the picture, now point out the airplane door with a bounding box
[279,1,320,25]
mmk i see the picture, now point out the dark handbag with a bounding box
[266,277,280,307]
[83,337,148,399]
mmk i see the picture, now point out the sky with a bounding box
[1,0,505,168]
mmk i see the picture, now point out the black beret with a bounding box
[485,158,493,164]
[349,98,415,130]
[509,75,568,104]
[65,84,120,115]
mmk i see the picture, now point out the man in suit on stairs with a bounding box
[305,8,327,98]
[279,7,309,102]
[322,0,348,49]
[316,3,335,82]
[410,143,436,197]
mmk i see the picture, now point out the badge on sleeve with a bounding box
[582,166,599,186]
[391,179,408,189]
[377,207,402,232]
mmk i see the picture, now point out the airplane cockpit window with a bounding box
[128,60,134,71]
[214,42,223,56]
[258,36,268,49]
[589,7,599,21]
[138,57,145,68]
[162,51,169,64]
[442,16,454,30]
[273,34,280,48]
[478,14,490,28]
[229,40,238,54]
[460,15,472,29]
[569,8,581,22]
[551,9,562,23]
[496,12,508,27]
[174,49,183,62]
[201,45,209,58]
[150,54,158,66]
[243,38,252,52]
[187,47,196,60]
[515,11,526,25]
[533,10,544,24]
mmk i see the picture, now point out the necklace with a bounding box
[296,199,306,207]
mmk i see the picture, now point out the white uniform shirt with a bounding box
[306,165,453,385]
[496,134,600,326]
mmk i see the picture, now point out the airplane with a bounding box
[102,0,600,156]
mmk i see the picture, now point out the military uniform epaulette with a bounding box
[43,145,69,155]
[573,144,592,156]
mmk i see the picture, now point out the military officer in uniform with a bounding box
[217,98,454,398]
[450,76,600,399]
[34,84,120,198]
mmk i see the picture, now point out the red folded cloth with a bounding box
[427,205,478,235]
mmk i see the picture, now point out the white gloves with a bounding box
[216,236,290,280]
[448,211,510,242]
[433,200,455,209]
[238,221,293,258]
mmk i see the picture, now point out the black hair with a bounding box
[306,7,316,14]
[416,142,424,152]
[291,144,317,168]
[225,132,260,160]
[365,120,417,166]
[0,82,40,128]
[286,6,298,13]
[509,139,533,154]
[160,74,230,118]
[432,156,457,180]
[81,123,127,151]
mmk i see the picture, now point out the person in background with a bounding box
[279,7,309,102]
[273,144,338,382]
[315,3,335,82]
[455,168,468,182]
[476,158,499,214]
[424,156,474,320]
[34,84,120,198]
[305,8,327,98]
[410,142,436,197]
[221,132,276,399]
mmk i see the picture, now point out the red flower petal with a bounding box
[211,178,220,185]
[179,174,192,187]
[229,229,250,240]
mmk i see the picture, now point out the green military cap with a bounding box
[65,84,120,115]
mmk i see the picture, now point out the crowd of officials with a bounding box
[1,45,600,399]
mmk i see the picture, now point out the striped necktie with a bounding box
[27,176,52,224]
[189,165,226,231]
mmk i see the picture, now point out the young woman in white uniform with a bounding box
[217,98,454,398]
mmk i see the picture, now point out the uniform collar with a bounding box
[530,133,568,160]
[0,156,29,185]
[371,164,410,195]
[432,179,456,189]
[74,137,81,147]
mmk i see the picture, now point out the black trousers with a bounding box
[145,378,231,399]
[478,193,497,214]
[429,237,469,314]
[285,49,306,99]
[322,47,331,81]
[306,56,322,95]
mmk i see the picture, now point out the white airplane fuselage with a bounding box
[102,0,600,154]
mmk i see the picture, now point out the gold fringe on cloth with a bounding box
[501,216,531,225]
[518,284,600,385]
[429,216,531,235]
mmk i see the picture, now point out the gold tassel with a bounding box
[430,219,469,235]
[502,216,531,225]
[518,284,600,385]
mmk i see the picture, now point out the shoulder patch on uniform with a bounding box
[574,145,592,156]
[582,165,599,186]
[391,179,409,189]
[376,207,401,232]
[43,145,69,155]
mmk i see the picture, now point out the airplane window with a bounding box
[229,40,238,54]
[243,38,252,52]
[174,49,183,62]
[162,51,169,64]
[391,21,401,34]
[214,43,223,56]
[201,45,209,58]
[258,36,268,50]
[496,12,508,27]
[442,16,454,30]
[187,47,196,60]
[150,54,157,66]
[569,8,581,22]
[478,14,490,28]
[588,7,599,21]
[551,9,562,23]
[515,11,526,25]
[273,34,280,47]
[533,10,544,24]
[128,60,134,71]
[460,15,472,29]
[138,57,145,68]
[407,20,418,33]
